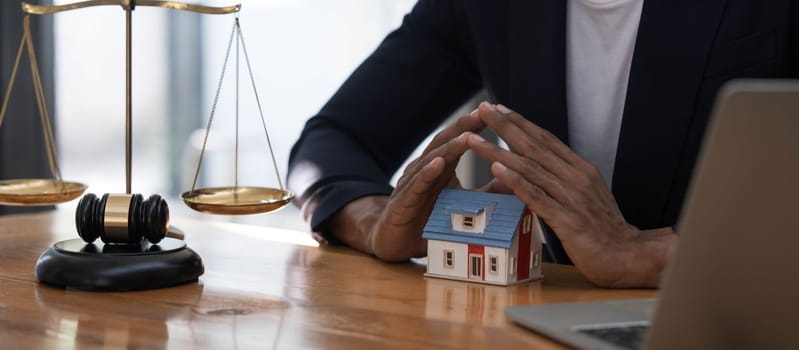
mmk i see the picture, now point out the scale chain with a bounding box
[0,21,27,131]
[190,19,237,193]
[191,17,286,195]
[25,16,64,183]
[237,20,285,191]
[0,15,64,188]
[235,17,240,194]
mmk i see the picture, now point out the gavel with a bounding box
[75,193,169,245]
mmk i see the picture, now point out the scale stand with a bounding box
[0,1,291,291]
[36,238,203,291]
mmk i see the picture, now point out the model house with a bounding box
[423,189,544,286]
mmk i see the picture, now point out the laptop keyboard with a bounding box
[574,322,649,350]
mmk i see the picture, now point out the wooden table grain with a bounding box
[0,210,656,349]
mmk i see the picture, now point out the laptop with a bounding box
[505,80,799,350]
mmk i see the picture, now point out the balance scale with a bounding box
[0,0,292,291]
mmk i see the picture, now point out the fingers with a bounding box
[398,111,482,186]
[397,132,470,191]
[475,178,512,194]
[477,103,585,176]
[422,109,485,155]
[491,103,611,203]
[408,157,445,199]
[478,103,610,189]
[387,157,445,226]
[391,133,470,223]
[490,161,570,224]
[369,110,487,262]
[466,131,573,207]
[371,157,449,262]
[489,102,580,163]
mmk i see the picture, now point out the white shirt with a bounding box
[566,0,644,188]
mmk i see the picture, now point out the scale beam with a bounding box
[22,0,240,15]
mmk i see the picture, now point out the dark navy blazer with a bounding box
[288,0,798,262]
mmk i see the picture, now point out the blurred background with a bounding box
[1,0,418,229]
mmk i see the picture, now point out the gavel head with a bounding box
[75,193,169,244]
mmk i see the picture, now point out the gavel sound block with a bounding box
[35,193,204,291]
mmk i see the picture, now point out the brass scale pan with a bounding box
[0,179,86,206]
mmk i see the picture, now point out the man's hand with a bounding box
[466,102,674,288]
[329,111,485,261]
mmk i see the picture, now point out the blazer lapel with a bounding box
[614,0,728,227]
[507,0,569,144]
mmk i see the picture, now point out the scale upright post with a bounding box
[125,0,133,194]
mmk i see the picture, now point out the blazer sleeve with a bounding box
[287,0,483,237]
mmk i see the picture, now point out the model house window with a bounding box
[533,251,541,268]
[511,257,517,275]
[489,256,498,274]
[450,212,488,233]
[444,250,454,269]
[463,216,474,228]
[470,255,483,278]
[523,215,532,234]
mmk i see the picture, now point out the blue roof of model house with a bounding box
[422,189,526,249]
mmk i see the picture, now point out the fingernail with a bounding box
[485,102,497,112]
[496,104,512,114]
[493,162,507,172]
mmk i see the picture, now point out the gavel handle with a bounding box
[166,225,185,240]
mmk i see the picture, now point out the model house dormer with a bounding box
[423,189,544,286]
[449,202,496,233]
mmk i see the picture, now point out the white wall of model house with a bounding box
[428,240,468,279]
[483,246,509,285]
[428,238,518,285]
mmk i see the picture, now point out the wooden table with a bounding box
[0,210,656,349]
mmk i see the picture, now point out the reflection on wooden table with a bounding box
[0,210,656,349]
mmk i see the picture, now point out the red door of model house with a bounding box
[468,245,485,281]
[517,210,533,280]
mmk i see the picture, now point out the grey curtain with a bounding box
[0,0,55,215]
